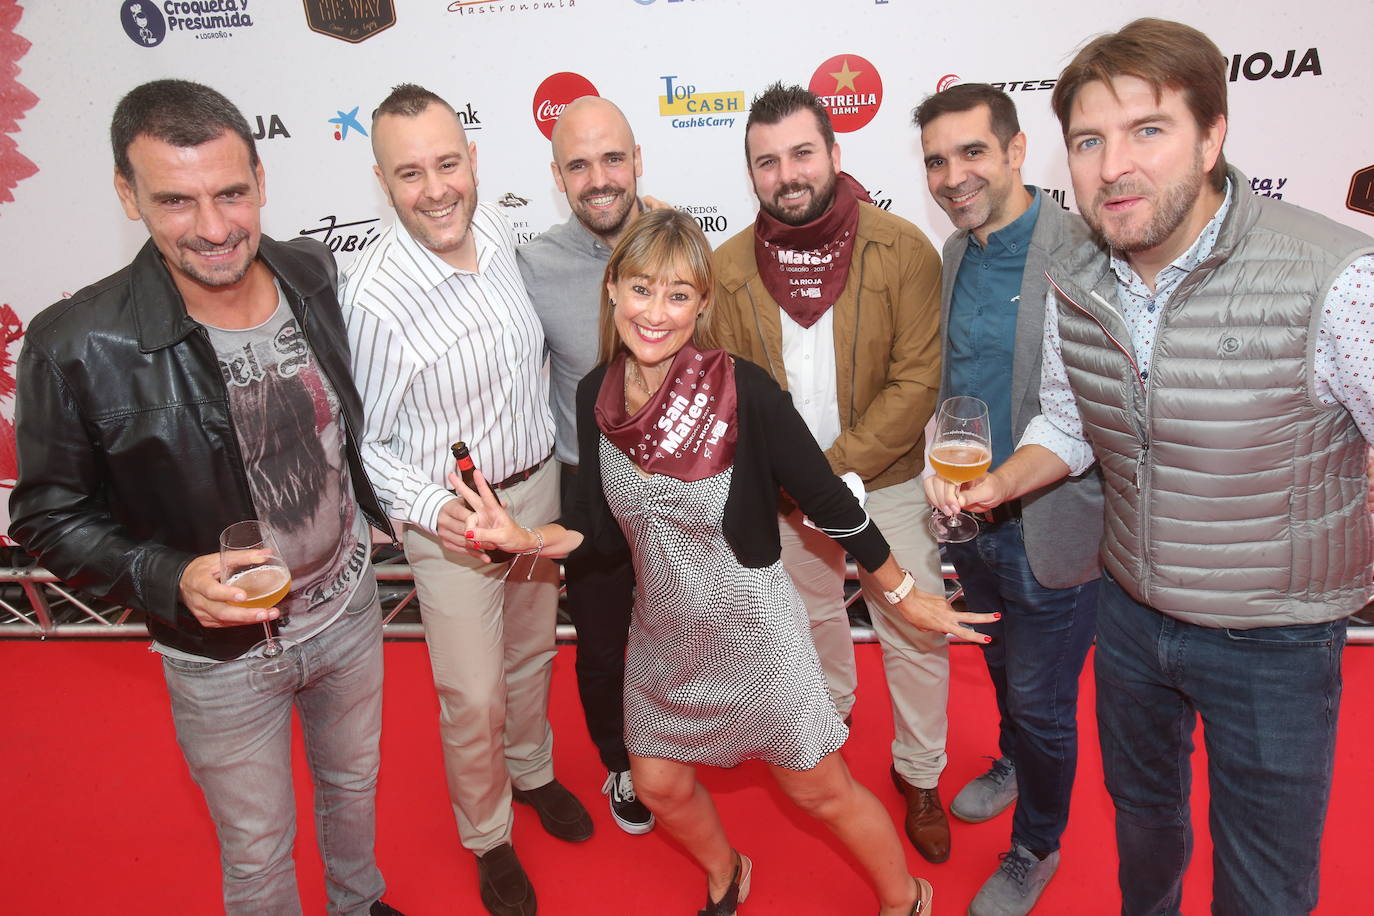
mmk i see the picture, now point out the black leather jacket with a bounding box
[8,236,394,659]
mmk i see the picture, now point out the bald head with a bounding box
[550,96,643,245]
[552,96,632,158]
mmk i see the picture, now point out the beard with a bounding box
[1086,147,1205,253]
[574,185,636,238]
[175,228,255,287]
[403,192,477,259]
[760,170,838,226]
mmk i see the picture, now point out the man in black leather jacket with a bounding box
[8,80,403,916]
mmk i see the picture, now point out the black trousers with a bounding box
[560,462,636,772]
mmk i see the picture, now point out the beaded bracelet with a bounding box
[502,525,545,582]
[519,525,545,557]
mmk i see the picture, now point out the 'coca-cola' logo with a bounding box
[532,71,598,140]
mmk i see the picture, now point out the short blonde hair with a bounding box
[597,208,720,364]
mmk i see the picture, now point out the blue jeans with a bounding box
[1095,575,1345,916]
[161,584,386,915]
[943,518,1098,853]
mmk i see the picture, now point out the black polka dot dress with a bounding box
[601,437,848,770]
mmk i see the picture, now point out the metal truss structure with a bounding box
[3,550,1370,644]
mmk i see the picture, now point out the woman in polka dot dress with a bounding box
[455,210,993,916]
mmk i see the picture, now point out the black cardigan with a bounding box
[563,357,891,572]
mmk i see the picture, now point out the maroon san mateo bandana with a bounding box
[595,344,738,481]
[753,172,871,329]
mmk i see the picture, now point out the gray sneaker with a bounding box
[969,844,1059,916]
[950,756,1017,823]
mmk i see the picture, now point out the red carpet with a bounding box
[4,639,1370,914]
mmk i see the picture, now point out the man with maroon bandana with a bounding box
[712,82,952,863]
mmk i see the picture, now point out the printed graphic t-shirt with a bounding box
[168,287,371,656]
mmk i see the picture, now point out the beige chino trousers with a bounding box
[403,459,561,853]
[779,475,950,788]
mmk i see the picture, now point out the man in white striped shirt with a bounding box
[341,84,589,916]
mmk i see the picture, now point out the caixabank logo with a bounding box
[533,72,598,140]
[809,54,882,132]
[658,76,744,129]
[120,0,257,46]
[303,0,395,43]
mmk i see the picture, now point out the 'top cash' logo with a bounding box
[809,54,882,133]
[657,76,744,129]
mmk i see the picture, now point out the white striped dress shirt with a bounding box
[342,202,554,533]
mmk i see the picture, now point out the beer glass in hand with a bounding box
[926,396,991,544]
[219,520,295,674]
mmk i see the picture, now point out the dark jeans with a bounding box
[1095,574,1345,916]
[943,518,1098,854]
[560,462,636,773]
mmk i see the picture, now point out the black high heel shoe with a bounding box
[697,851,752,916]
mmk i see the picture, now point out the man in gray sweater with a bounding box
[515,96,654,836]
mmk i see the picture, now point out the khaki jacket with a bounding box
[712,202,942,490]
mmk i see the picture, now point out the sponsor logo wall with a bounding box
[0,0,1370,537]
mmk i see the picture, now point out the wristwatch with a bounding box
[883,568,916,605]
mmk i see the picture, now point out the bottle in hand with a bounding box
[451,441,514,563]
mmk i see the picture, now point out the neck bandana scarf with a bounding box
[595,344,739,481]
[753,171,871,328]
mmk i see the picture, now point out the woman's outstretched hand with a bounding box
[896,587,999,643]
[444,469,533,560]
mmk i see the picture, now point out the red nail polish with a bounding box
[465,530,474,539]
[984,636,992,644]
[993,613,1002,620]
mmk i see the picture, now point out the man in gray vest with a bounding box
[914,83,1103,916]
[929,19,1374,915]
[516,97,655,837]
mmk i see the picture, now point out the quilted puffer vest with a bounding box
[1048,169,1374,627]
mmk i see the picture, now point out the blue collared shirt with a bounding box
[946,188,1042,465]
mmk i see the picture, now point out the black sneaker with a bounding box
[601,769,655,835]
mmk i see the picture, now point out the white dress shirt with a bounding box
[1022,183,1374,474]
[342,203,554,532]
[781,308,843,451]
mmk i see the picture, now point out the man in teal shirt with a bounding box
[915,83,1103,916]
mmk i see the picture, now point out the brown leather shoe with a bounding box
[890,767,951,863]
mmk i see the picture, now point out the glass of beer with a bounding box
[926,396,991,543]
[219,520,295,675]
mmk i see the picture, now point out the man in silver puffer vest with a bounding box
[924,18,1374,916]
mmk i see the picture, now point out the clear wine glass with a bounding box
[219,520,296,678]
[926,396,992,544]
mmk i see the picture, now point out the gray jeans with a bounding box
[161,582,386,915]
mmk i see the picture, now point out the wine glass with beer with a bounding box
[926,396,991,544]
[219,520,295,674]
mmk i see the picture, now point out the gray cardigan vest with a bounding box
[1047,167,1374,627]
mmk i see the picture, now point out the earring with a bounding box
[609,298,617,307]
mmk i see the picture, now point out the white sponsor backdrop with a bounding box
[0,0,1369,542]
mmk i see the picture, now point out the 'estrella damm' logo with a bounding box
[809,54,882,133]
